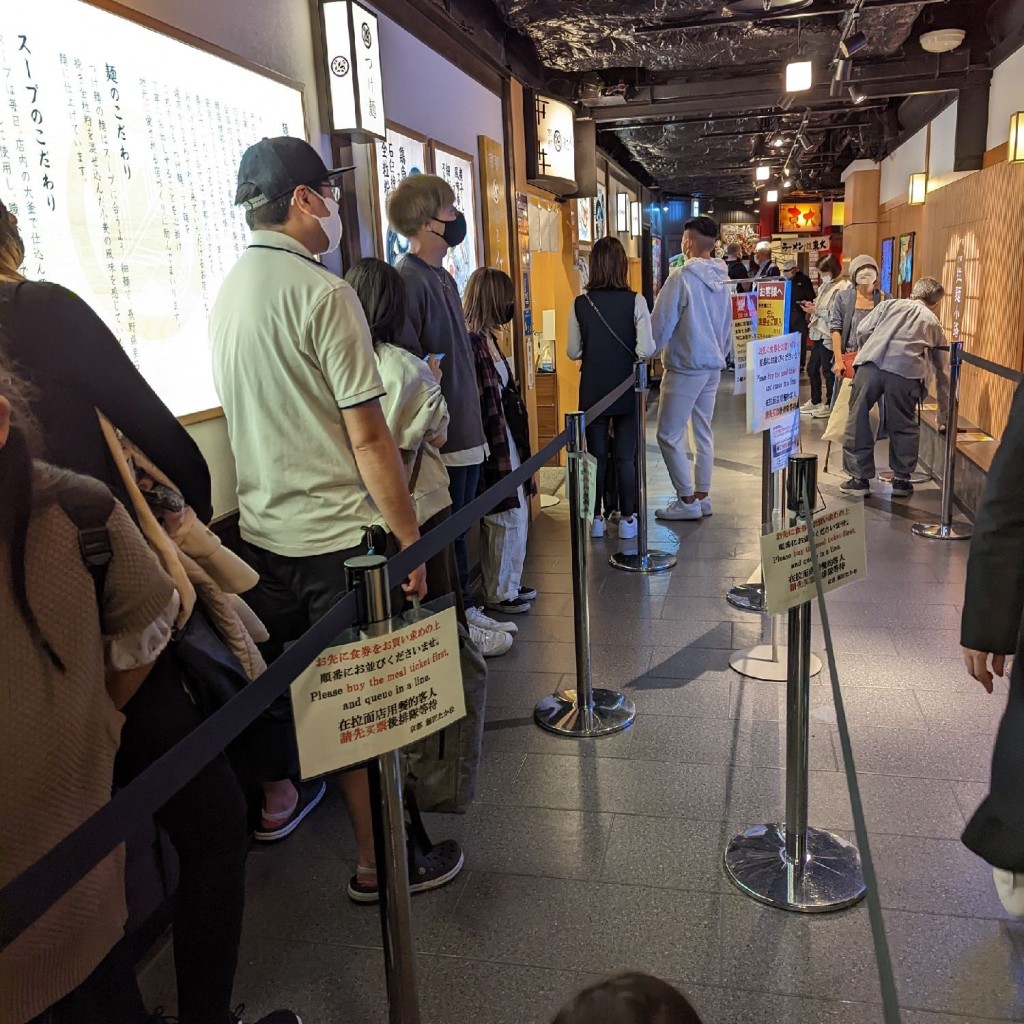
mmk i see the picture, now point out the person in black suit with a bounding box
[961,379,1024,916]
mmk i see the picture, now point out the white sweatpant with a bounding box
[481,503,529,603]
[656,368,721,497]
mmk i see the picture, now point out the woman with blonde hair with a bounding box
[464,266,536,616]
[567,236,655,540]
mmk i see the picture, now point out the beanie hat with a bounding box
[848,253,879,280]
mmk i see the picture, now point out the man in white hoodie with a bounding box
[651,217,734,520]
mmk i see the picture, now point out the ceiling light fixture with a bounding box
[766,189,779,203]
[840,31,868,58]
[785,60,813,93]
[797,132,813,151]
[772,137,785,148]
[834,58,852,82]
[848,83,867,105]
[919,28,965,53]
[783,179,792,188]
[756,164,771,181]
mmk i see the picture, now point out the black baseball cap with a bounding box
[236,137,353,210]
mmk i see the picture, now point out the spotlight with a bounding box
[848,83,867,105]
[756,165,771,181]
[797,132,813,151]
[662,205,669,212]
[834,58,852,82]
[772,137,785,148]
[840,31,868,58]
[766,189,779,203]
[785,60,813,92]
[783,179,792,188]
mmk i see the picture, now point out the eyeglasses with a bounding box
[321,184,342,203]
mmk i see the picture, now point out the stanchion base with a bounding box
[878,470,931,485]
[911,521,973,541]
[534,688,637,737]
[730,644,822,681]
[608,550,677,573]
[727,583,765,612]
[724,824,866,913]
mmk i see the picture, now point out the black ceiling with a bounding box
[433,0,1021,200]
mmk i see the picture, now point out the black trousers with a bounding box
[963,650,1024,871]
[806,339,836,407]
[114,654,248,1024]
[586,412,638,518]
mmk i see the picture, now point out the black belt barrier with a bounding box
[0,371,635,950]
[960,350,1024,386]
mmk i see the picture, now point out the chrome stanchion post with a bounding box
[609,361,677,574]
[535,412,637,737]
[724,455,866,912]
[913,342,972,541]
[344,555,420,1024]
[727,431,772,612]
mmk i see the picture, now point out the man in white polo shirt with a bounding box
[211,137,462,902]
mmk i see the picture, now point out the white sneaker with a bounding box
[699,496,713,517]
[617,515,638,539]
[799,399,817,414]
[655,498,702,521]
[994,868,1024,917]
[469,623,513,658]
[466,605,518,635]
[811,404,831,419]
[591,517,606,538]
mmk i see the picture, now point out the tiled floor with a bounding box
[141,380,1024,1023]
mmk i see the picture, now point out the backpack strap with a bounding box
[57,480,116,633]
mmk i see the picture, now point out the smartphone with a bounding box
[425,352,446,362]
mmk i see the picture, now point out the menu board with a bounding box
[0,0,306,417]
[430,141,478,297]
[373,123,427,267]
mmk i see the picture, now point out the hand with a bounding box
[426,354,443,383]
[402,562,428,600]
[963,648,1006,693]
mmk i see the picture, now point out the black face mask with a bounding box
[432,211,467,249]
[500,302,515,325]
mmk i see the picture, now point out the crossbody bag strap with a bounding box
[496,347,521,397]
[584,293,637,358]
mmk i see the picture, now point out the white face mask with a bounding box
[820,273,832,284]
[314,194,343,254]
[856,268,878,287]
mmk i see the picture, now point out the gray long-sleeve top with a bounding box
[853,297,950,419]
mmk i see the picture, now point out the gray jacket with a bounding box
[853,298,950,416]
[829,286,888,352]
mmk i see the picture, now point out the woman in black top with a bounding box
[566,237,655,540]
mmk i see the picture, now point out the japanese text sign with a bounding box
[731,291,756,395]
[769,408,801,473]
[323,0,386,139]
[777,202,823,233]
[774,235,831,255]
[375,125,427,266]
[755,278,791,337]
[746,332,801,433]
[0,1,304,417]
[290,606,465,779]
[431,143,479,296]
[760,502,867,614]
[567,452,598,523]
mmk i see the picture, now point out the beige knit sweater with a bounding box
[0,470,174,1023]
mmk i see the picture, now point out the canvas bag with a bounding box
[401,619,487,813]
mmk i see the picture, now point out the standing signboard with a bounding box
[746,332,802,434]
[731,291,757,395]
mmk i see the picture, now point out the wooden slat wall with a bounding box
[876,161,1024,439]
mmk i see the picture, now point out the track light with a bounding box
[772,137,785,148]
[840,31,868,58]
[834,58,852,82]
[783,179,792,188]
[785,60,813,92]
[848,83,867,105]
[756,165,771,181]
[797,132,813,151]
[766,189,779,203]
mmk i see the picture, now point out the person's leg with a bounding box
[822,345,837,406]
[655,370,700,499]
[585,416,611,520]
[448,462,483,606]
[690,370,721,497]
[882,371,923,479]
[480,512,507,604]
[485,502,529,603]
[612,411,639,517]
[115,658,247,1024]
[29,941,147,1024]
[841,363,885,482]
[807,343,824,406]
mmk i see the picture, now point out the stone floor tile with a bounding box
[848,727,993,783]
[438,872,721,986]
[482,704,635,760]
[886,909,1024,1019]
[624,673,735,719]
[914,690,1006,733]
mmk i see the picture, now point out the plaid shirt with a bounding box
[470,331,534,514]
